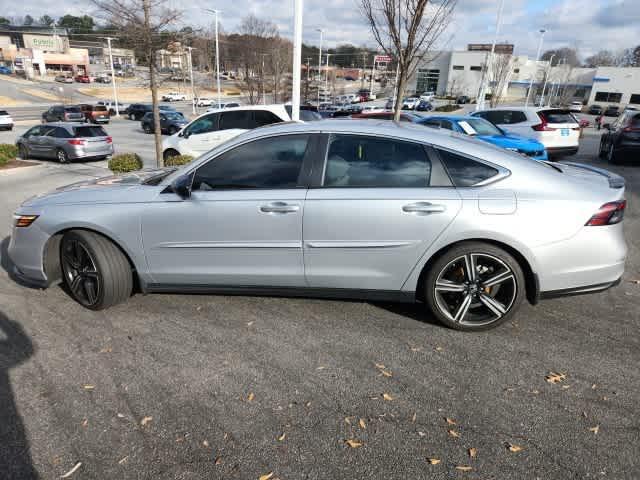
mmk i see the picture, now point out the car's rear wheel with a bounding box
[56,149,69,164]
[19,144,29,160]
[168,126,178,135]
[60,230,132,310]
[598,139,606,158]
[425,242,525,331]
[163,149,180,161]
[128,113,134,120]
[143,123,152,134]
[607,143,618,164]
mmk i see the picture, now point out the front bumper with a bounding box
[7,222,51,287]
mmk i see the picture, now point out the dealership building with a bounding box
[408,44,640,108]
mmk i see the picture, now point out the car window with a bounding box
[24,126,42,137]
[538,109,576,124]
[422,119,442,128]
[193,134,310,190]
[464,118,502,136]
[324,134,431,188]
[185,114,219,135]
[437,149,499,187]
[219,111,252,130]
[94,106,108,112]
[0,110,8,115]
[630,114,640,128]
[253,110,284,128]
[64,107,81,113]
[439,120,453,130]
[51,127,71,138]
[73,126,108,137]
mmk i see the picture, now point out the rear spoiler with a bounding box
[560,162,625,189]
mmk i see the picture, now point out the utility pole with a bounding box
[325,53,331,100]
[361,52,367,89]
[102,37,120,116]
[539,54,554,107]
[525,29,546,107]
[204,9,222,108]
[316,28,324,105]
[261,53,268,105]
[475,0,505,110]
[187,46,196,114]
[305,57,311,103]
[370,58,375,95]
[291,0,303,120]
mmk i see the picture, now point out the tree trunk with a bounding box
[393,66,407,121]
[143,0,163,168]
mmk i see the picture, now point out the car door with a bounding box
[22,126,43,155]
[177,112,221,156]
[303,134,462,291]
[141,133,316,287]
[39,126,62,158]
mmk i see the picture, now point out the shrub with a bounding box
[108,153,143,173]
[434,104,461,112]
[0,144,18,165]
[164,154,194,167]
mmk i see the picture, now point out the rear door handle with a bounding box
[402,202,446,214]
[260,202,300,214]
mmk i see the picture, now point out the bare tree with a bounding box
[90,0,181,167]
[488,53,513,107]
[360,0,456,120]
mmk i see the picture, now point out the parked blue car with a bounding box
[0,66,12,75]
[418,115,548,161]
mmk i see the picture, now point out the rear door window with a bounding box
[52,127,72,138]
[219,111,252,130]
[74,126,108,137]
[65,107,81,113]
[252,110,284,128]
[538,109,577,124]
[437,149,499,187]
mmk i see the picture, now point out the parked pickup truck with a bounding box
[162,92,187,102]
[79,104,110,124]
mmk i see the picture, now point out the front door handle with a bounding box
[402,202,446,214]
[260,202,300,214]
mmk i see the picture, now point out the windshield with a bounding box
[462,118,503,136]
[74,126,108,137]
[164,112,185,120]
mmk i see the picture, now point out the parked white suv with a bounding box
[471,107,580,156]
[162,105,320,160]
[162,92,187,102]
[569,101,583,112]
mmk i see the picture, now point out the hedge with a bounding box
[0,144,18,166]
[164,154,194,167]
[108,153,143,173]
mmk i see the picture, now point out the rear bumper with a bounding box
[67,144,114,160]
[547,146,579,156]
[540,277,621,300]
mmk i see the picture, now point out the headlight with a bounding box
[13,214,39,227]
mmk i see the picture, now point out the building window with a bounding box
[513,68,520,73]
[452,65,464,70]
[594,91,622,103]
[416,68,440,94]
[630,94,640,105]
[469,66,482,72]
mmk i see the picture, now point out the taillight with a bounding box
[105,136,113,143]
[68,139,86,146]
[623,126,640,133]
[586,200,626,226]
[531,119,556,131]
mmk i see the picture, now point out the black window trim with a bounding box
[432,146,511,187]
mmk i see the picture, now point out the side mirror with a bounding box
[170,172,194,199]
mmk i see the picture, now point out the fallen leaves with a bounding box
[214,456,223,465]
[60,461,82,478]
[359,418,366,430]
[382,393,394,401]
[140,416,153,426]
[507,443,523,453]
[545,372,567,384]
[99,346,112,353]
[81,419,88,428]
[374,362,393,377]
[448,429,460,439]
[345,439,363,448]
[589,425,600,434]
[426,457,441,465]
[411,412,417,423]
[469,447,477,458]
[83,384,95,391]
[455,465,473,472]
[258,473,274,480]
[247,392,255,402]
[118,456,128,465]
[445,417,456,425]
[277,432,286,441]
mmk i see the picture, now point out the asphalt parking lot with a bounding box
[0,131,638,479]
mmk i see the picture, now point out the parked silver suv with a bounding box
[16,123,114,163]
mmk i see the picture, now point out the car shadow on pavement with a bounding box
[0,236,40,289]
[372,301,441,326]
[0,311,39,479]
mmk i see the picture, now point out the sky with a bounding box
[6,0,639,59]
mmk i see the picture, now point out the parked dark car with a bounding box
[415,100,433,111]
[588,104,603,115]
[95,75,111,84]
[141,111,188,134]
[604,105,620,117]
[344,75,357,81]
[79,104,110,124]
[16,123,113,163]
[125,103,175,120]
[456,95,470,104]
[42,105,84,123]
[598,109,640,163]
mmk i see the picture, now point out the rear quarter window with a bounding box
[0,110,8,115]
[437,149,499,187]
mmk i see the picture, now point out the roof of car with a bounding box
[39,122,95,127]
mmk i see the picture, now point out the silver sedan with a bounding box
[8,120,627,330]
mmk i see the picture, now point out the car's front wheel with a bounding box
[60,230,132,310]
[18,144,29,160]
[163,149,180,161]
[425,242,525,331]
[607,143,618,164]
[56,149,69,164]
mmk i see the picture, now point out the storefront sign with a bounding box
[23,34,65,53]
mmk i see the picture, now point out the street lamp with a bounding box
[316,28,324,105]
[204,8,222,108]
[539,53,554,107]
[291,0,303,120]
[475,0,505,110]
[101,36,120,117]
[525,29,546,107]
[187,46,196,114]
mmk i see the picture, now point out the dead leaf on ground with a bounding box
[411,412,417,423]
[83,384,95,391]
[259,472,274,480]
[375,363,386,369]
[445,417,456,425]
[469,447,477,458]
[99,346,112,353]
[203,440,210,447]
[545,372,567,384]
[380,370,393,377]
[81,419,88,427]
[435,346,444,351]
[589,425,600,434]
[60,461,82,478]
[118,456,128,465]
[507,443,523,452]
[345,439,363,448]
[426,458,441,465]
[277,432,286,441]
[316,365,326,370]
[247,392,255,402]
[214,456,222,465]
[140,416,153,426]
[344,417,352,425]
[359,418,366,429]
[448,429,460,438]
[455,465,472,472]
[382,393,394,401]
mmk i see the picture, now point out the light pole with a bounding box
[316,28,324,105]
[539,54,554,107]
[204,9,222,108]
[525,29,546,107]
[102,37,120,117]
[291,0,303,120]
[187,46,196,114]
[325,53,331,100]
[475,0,505,110]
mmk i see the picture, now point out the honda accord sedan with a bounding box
[8,120,627,331]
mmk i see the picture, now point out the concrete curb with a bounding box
[0,162,43,176]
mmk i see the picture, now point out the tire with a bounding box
[607,143,618,164]
[163,149,180,161]
[18,144,28,160]
[143,124,152,134]
[424,241,526,331]
[598,139,606,159]
[60,230,132,310]
[168,126,178,135]
[56,149,69,164]
[128,113,134,120]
